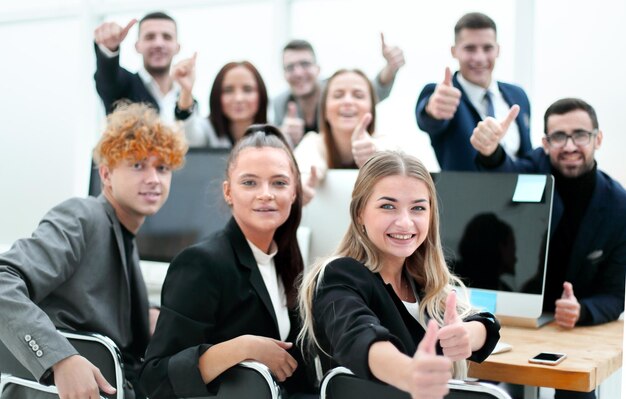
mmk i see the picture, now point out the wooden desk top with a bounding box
[468,320,623,392]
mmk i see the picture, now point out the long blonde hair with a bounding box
[298,151,473,378]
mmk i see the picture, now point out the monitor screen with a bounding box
[301,170,554,320]
[89,148,232,262]
[433,172,554,318]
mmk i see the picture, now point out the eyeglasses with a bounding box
[284,60,315,73]
[545,129,597,148]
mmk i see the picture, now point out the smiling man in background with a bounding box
[415,12,532,171]
[94,11,196,123]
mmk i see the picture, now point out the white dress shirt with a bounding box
[247,240,291,341]
[457,73,521,159]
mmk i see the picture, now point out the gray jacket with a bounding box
[0,194,149,381]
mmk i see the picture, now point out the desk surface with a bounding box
[468,320,623,392]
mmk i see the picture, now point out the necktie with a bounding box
[484,91,495,118]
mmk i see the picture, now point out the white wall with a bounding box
[1,0,625,243]
[532,0,626,185]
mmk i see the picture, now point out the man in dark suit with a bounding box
[0,103,188,399]
[471,97,625,399]
[94,11,195,124]
[415,12,532,171]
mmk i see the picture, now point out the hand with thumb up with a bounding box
[351,113,376,168]
[470,105,520,156]
[405,320,452,399]
[555,282,580,329]
[281,101,305,147]
[436,291,471,361]
[425,67,462,120]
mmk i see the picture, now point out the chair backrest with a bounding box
[212,361,281,399]
[0,330,124,399]
[320,367,512,399]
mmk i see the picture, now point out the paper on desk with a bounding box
[491,341,512,354]
[512,174,547,202]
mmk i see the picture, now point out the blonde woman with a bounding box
[299,151,500,399]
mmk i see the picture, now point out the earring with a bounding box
[361,225,366,233]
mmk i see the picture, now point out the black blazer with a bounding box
[313,257,500,380]
[139,218,313,398]
[93,43,159,115]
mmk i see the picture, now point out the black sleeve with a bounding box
[139,246,221,399]
[174,99,197,121]
[93,42,136,114]
[463,312,501,362]
[313,258,404,380]
[475,145,506,169]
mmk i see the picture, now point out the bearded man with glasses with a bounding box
[469,97,625,399]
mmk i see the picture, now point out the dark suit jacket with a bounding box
[415,72,532,171]
[93,43,159,114]
[139,218,313,398]
[0,195,150,381]
[477,148,626,324]
[312,257,500,380]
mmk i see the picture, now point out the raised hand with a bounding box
[94,19,137,52]
[425,67,462,120]
[248,336,298,382]
[470,105,520,156]
[406,320,452,399]
[351,113,376,168]
[53,355,116,399]
[302,165,319,206]
[172,52,197,94]
[437,291,471,361]
[555,282,581,329]
[380,33,406,84]
[281,101,305,147]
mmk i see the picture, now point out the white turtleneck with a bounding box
[247,240,291,341]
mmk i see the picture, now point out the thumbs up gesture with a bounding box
[470,105,520,156]
[281,102,305,147]
[94,19,137,52]
[302,165,319,206]
[351,113,376,168]
[425,67,462,120]
[172,52,197,94]
[405,320,452,399]
[437,291,471,361]
[379,33,406,85]
[555,282,580,329]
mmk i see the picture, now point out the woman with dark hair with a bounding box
[139,125,315,398]
[175,60,269,147]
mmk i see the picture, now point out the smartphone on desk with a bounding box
[529,352,567,365]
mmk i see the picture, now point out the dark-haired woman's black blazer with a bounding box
[139,218,313,398]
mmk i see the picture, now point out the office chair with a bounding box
[0,330,124,399]
[320,367,512,399]
[209,361,282,399]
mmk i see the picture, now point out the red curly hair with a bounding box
[93,103,188,169]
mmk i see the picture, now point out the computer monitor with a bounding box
[89,148,232,262]
[433,172,554,323]
[301,170,554,323]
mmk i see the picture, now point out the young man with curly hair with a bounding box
[0,103,188,399]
